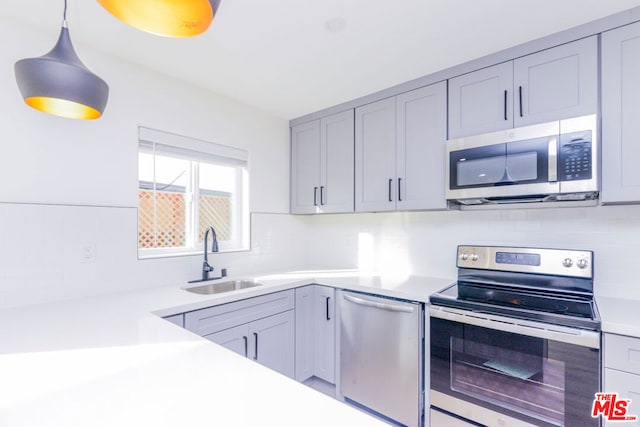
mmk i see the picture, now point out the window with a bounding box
[138,127,249,257]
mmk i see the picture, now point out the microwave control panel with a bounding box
[559,130,592,181]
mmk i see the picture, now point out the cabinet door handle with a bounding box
[388,179,393,202]
[320,186,325,205]
[326,296,331,320]
[504,90,508,121]
[243,335,248,358]
[398,178,402,202]
[313,187,318,206]
[253,332,259,360]
[518,85,523,117]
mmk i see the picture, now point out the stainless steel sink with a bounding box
[184,280,263,295]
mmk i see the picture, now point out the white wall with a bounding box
[303,205,640,300]
[0,18,305,309]
[3,18,639,310]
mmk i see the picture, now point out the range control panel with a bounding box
[457,245,593,278]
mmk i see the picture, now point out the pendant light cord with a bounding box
[62,0,68,26]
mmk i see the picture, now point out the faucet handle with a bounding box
[203,262,214,272]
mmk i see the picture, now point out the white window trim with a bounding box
[137,127,250,259]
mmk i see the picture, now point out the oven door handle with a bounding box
[429,306,600,349]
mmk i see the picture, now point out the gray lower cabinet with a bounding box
[603,333,640,426]
[163,313,184,327]
[206,323,249,357]
[295,285,336,384]
[355,82,447,212]
[290,110,354,214]
[184,290,295,378]
[602,21,640,203]
[448,36,597,139]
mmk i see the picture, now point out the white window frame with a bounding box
[138,127,250,258]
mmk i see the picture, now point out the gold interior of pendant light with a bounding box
[97,0,216,37]
[25,97,101,120]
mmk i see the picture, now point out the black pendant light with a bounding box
[14,0,109,120]
[97,0,221,38]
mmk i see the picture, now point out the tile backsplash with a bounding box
[303,205,640,300]
[0,203,306,309]
[1,202,638,308]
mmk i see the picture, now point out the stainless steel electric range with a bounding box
[429,245,601,427]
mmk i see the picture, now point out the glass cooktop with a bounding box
[430,282,601,330]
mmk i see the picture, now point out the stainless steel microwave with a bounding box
[446,115,598,206]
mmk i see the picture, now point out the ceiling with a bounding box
[5,0,640,120]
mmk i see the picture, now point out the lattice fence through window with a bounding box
[198,194,232,242]
[138,190,187,248]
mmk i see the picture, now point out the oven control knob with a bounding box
[577,258,589,269]
[460,253,469,261]
[471,253,479,261]
[562,258,573,268]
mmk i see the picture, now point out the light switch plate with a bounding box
[81,243,96,263]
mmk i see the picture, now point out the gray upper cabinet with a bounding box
[291,120,321,213]
[356,82,447,212]
[355,97,397,212]
[513,36,597,127]
[448,61,514,139]
[320,110,355,213]
[290,110,354,214]
[602,21,640,203]
[448,36,597,139]
[396,82,447,210]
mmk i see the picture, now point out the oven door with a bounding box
[430,306,600,427]
[446,120,560,201]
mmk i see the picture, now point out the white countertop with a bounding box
[596,295,640,338]
[3,270,634,427]
[0,270,452,427]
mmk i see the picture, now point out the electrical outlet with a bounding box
[81,243,96,263]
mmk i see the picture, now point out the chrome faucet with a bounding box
[201,226,219,281]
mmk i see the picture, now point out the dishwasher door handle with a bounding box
[343,293,415,313]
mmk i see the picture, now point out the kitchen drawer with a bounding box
[430,409,479,426]
[605,333,640,375]
[184,289,295,336]
[603,369,640,426]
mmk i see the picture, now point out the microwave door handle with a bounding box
[548,136,558,182]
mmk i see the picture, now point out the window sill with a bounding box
[138,247,250,260]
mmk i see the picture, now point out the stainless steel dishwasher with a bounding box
[339,290,423,427]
